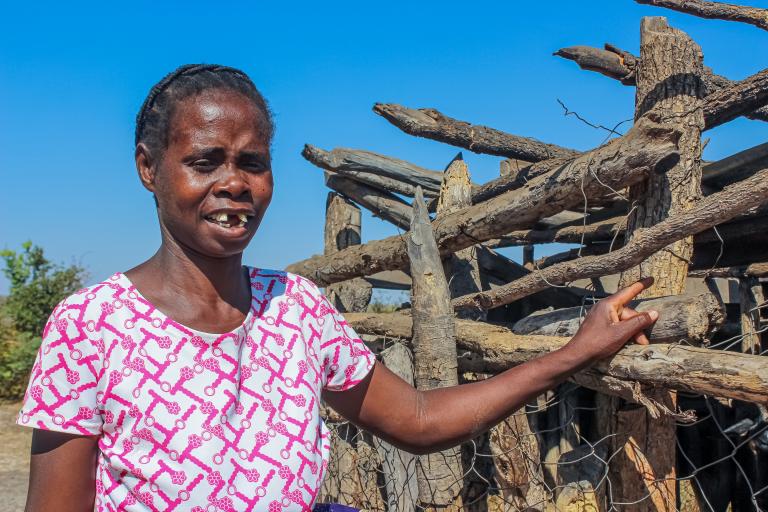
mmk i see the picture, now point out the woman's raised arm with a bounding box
[323,279,659,455]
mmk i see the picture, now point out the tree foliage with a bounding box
[0,242,85,400]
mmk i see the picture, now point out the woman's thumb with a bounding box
[617,310,659,337]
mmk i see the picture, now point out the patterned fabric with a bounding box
[17,268,375,511]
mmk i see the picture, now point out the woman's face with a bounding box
[138,88,273,259]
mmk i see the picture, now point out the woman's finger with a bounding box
[607,277,655,308]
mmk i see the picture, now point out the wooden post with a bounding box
[321,192,381,510]
[408,186,464,510]
[374,342,419,512]
[610,16,705,511]
[324,192,373,312]
[436,153,485,322]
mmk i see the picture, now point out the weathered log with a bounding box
[637,0,768,31]
[451,167,768,312]
[344,312,768,405]
[325,173,412,231]
[513,293,723,344]
[555,44,768,123]
[303,144,443,197]
[374,343,419,512]
[286,114,681,286]
[407,187,464,508]
[374,103,580,162]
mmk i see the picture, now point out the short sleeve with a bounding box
[313,289,375,392]
[17,297,104,435]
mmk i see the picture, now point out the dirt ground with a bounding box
[0,402,30,512]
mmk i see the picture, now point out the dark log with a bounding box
[374,103,580,162]
[407,187,464,507]
[739,277,765,355]
[512,293,723,344]
[704,67,768,129]
[499,158,533,177]
[325,173,412,231]
[555,44,768,124]
[343,312,768,405]
[324,193,372,313]
[452,167,768,311]
[286,114,681,286]
[689,262,768,278]
[303,144,443,197]
[637,0,768,31]
[702,141,768,188]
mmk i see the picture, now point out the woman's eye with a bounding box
[191,160,216,170]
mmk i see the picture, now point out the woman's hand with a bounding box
[564,277,660,365]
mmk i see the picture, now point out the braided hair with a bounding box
[135,64,274,157]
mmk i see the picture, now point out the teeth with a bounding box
[237,214,248,224]
[216,213,228,223]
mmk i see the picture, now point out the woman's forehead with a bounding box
[168,89,270,148]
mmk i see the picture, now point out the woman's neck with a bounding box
[125,234,252,328]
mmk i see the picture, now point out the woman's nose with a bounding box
[213,164,250,199]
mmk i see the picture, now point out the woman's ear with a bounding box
[135,143,157,193]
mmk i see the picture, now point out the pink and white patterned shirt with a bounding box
[17,268,375,512]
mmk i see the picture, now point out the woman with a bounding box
[18,64,658,512]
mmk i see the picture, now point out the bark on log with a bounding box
[374,103,580,162]
[451,166,768,312]
[636,0,768,31]
[374,343,419,512]
[437,154,486,321]
[407,187,464,508]
[513,293,723,344]
[325,173,412,231]
[286,114,681,286]
[343,312,768,405]
[303,144,443,197]
[555,44,768,123]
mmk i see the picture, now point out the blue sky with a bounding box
[1,0,766,296]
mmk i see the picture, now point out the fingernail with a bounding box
[648,310,659,321]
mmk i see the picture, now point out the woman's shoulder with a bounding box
[246,266,323,295]
[48,273,128,316]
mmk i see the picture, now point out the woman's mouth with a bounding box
[204,212,252,229]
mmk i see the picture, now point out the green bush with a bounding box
[0,242,85,401]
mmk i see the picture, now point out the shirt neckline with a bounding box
[115,268,256,341]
